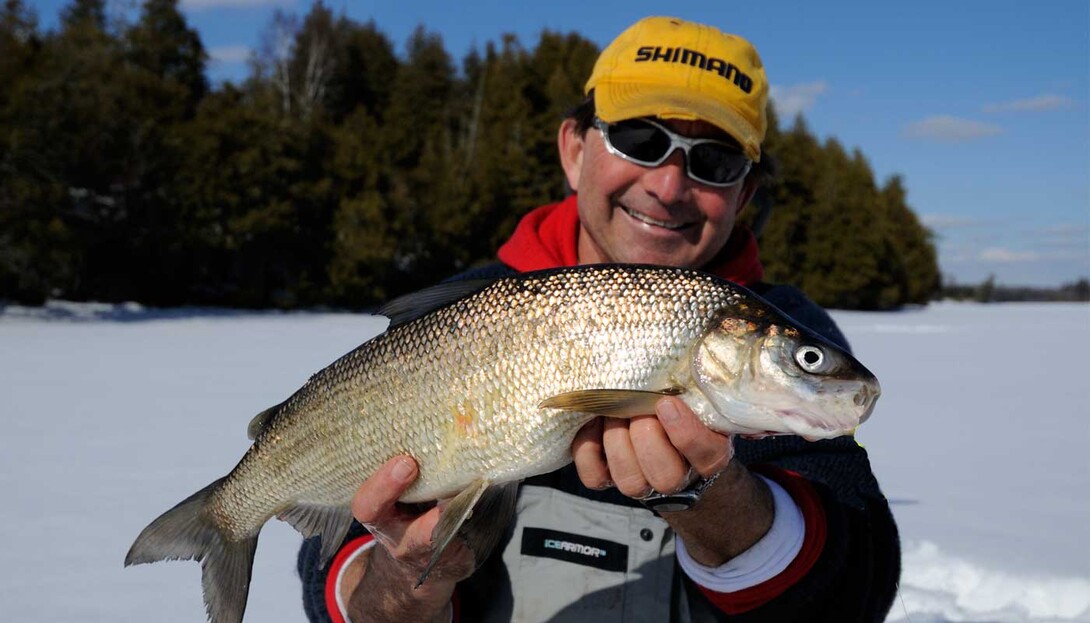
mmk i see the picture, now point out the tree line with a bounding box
[1,0,940,310]
[941,276,1090,303]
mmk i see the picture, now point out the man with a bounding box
[299,16,899,622]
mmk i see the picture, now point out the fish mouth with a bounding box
[776,404,866,441]
[620,205,694,231]
[854,383,880,424]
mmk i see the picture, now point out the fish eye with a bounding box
[794,345,828,373]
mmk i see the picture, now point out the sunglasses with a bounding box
[593,117,752,187]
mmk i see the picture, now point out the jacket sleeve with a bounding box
[680,283,901,621]
[681,438,901,621]
[298,523,371,623]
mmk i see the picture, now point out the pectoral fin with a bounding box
[457,481,519,569]
[538,388,685,417]
[417,478,490,587]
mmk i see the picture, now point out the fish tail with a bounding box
[125,477,258,623]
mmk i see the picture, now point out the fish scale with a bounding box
[126,264,880,623]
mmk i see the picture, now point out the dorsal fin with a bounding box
[247,402,283,440]
[377,279,497,329]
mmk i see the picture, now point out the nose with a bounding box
[641,148,691,204]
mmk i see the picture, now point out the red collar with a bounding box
[497,194,764,286]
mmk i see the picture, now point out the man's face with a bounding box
[560,117,756,269]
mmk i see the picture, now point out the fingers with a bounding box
[351,456,418,526]
[629,413,691,492]
[571,418,611,489]
[569,397,735,500]
[656,397,734,478]
[602,416,652,496]
[605,414,692,496]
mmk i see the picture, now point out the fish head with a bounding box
[692,313,880,440]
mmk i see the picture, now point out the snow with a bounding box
[1,300,1088,622]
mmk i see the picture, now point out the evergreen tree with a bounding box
[524,31,599,201]
[125,0,208,114]
[457,36,536,260]
[757,115,823,288]
[0,1,39,105]
[59,0,105,31]
[377,26,458,293]
[326,18,397,122]
[108,0,211,304]
[326,108,397,303]
[880,175,940,303]
[975,274,997,303]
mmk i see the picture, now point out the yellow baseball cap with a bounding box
[586,16,769,162]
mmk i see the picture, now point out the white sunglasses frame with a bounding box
[593,117,752,188]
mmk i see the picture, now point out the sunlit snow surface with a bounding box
[1,300,1087,622]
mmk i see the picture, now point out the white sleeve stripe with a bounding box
[675,474,805,592]
[334,539,377,623]
[333,540,455,623]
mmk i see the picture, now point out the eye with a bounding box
[794,345,828,373]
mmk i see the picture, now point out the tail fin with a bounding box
[125,478,259,623]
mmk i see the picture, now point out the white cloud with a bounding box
[903,116,1003,142]
[980,248,1040,263]
[983,94,1074,113]
[182,0,293,9]
[770,81,828,119]
[208,45,252,64]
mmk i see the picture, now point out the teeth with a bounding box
[623,207,688,230]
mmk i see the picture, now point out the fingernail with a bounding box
[391,458,414,482]
[658,398,680,424]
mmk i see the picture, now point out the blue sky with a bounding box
[30,0,1090,286]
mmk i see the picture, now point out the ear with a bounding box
[557,118,585,192]
[734,176,761,216]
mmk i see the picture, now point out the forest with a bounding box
[0,0,944,310]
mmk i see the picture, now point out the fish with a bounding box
[125,264,880,623]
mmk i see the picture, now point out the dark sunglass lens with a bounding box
[607,120,672,163]
[690,144,748,184]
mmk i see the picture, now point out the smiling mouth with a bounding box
[621,205,692,231]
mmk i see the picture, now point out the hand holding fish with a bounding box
[572,396,733,495]
[344,456,472,623]
[572,395,774,567]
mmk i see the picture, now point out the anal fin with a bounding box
[277,504,356,568]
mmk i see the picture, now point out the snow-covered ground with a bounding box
[1,300,1088,622]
